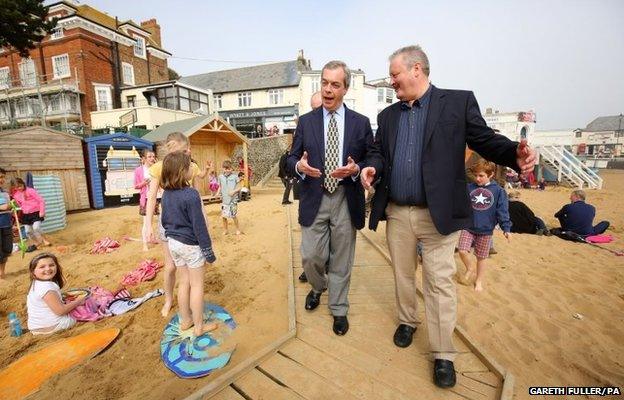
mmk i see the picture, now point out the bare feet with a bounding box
[462,268,475,286]
[179,319,193,331]
[43,241,52,247]
[223,231,229,236]
[161,299,173,317]
[474,280,484,292]
[193,322,218,337]
[235,230,242,235]
[142,245,149,252]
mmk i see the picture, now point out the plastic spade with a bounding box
[9,200,28,257]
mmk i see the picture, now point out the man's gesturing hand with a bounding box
[297,151,322,178]
[330,156,359,179]
[360,166,376,190]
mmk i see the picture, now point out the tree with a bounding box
[0,0,57,57]
[168,67,181,80]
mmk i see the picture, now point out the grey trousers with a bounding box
[300,186,356,316]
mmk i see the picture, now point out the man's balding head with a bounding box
[310,91,322,109]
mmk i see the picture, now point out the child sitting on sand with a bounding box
[160,151,217,337]
[458,160,512,292]
[216,160,242,235]
[26,253,86,334]
[11,177,51,250]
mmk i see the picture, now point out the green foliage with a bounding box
[0,0,57,57]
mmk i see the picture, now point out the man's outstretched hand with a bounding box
[297,151,322,178]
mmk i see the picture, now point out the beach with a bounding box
[1,171,623,399]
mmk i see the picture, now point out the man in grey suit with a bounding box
[287,61,373,335]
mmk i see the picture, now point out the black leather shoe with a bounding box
[332,316,349,335]
[305,290,321,310]
[433,359,456,388]
[298,271,308,282]
[393,324,416,348]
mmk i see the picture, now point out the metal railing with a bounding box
[539,145,603,189]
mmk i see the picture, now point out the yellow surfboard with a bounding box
[0,328,120,400]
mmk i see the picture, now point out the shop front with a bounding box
[219,106,298,138]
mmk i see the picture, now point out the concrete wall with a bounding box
[233,134,292,184]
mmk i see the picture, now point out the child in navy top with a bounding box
[458,160,511,292]
[160,151,217,337]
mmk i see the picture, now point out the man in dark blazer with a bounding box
[288,61,373,336]
[361,45,535,388]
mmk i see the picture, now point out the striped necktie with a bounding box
[325,112,339,193]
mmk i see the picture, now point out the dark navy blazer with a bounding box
[366,86,520,235]
[287,106,373,229]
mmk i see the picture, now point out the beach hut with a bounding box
[84,133,153,209]
[142,114,249,197]
[0,126,90,211]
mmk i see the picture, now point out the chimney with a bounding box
[141,18,161,47]
[485,107,492,114]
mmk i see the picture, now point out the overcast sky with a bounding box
[72,0,623,130]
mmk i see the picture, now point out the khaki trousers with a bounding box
[385,202,460,361]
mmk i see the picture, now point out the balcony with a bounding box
[90,99,200,131]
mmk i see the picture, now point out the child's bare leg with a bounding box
[176,266,193,329]
[141,216,149,251]
[474,258,487,292]
[161,241,176,317]
[222,217,228,235]
[233,217,241,235]
[189,265,217,336]
[458,250,475,284]
[0,261,6,280]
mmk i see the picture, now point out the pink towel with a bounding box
[91,237,121,254]
[69,286,114,322]
[120,259,162,287]
[585,234,614,244]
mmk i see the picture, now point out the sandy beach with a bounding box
[364,169,624,398]
[1,171,623,399]
[0,192,290,400]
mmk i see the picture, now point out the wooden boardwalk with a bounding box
[199,206,509,400]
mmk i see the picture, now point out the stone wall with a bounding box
[234,134,292,185]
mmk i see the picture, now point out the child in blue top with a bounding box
[160,151,217,337]
[458,160,512,292]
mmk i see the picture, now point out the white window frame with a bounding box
[0,67,10,89]
[122,62,135,85]
[51,27,64,40]
[133,36,146,58]
[18,58,36,86]
[268,89,284,105]
[311,76,320,93]
[213,94,222,109]
[377,88,384,103]
[94,84,113,111]
[238,92,251,108]
[51,53,70,79]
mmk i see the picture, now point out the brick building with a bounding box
[0,1,171,132]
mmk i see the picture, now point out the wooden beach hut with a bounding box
[0,126,90,211]
[83,133,153,209]
[142,114,249,197]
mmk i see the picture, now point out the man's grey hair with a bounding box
[322,60,351,89]
[571,189,586,201]
[389,45,430,76]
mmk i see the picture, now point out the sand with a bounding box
[1,171,623,400]
[0,191,290,400]
[363,169,624,399]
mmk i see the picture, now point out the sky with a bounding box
[66,0,623,130]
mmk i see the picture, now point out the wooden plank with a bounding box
[183,331,295,400]
[294,324,463,400]
[500,372,514,400]
[209,386,245,400]
[233,368,304,400]
[280,338,433,400]
[259,352,359,400]
[463,372,501,388]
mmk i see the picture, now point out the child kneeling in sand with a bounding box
[458,161,512,292]
[161,151,218,336]
[27,253,86,335]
